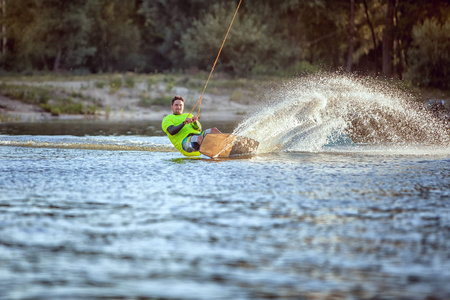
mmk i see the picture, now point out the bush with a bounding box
[94,81,106,89]
[0,82,95,116]
[124,76,135,88]
[63,102,81,114]
[109,77,123,93]
[50,107,61,116]
[138,93,152,107]
[139,94,172,107]
[283,61,321,77]
[407,18,450,88]
[150,95,173,106]
[0,83,52,105]
[165,76,175,91]
[230,89,244,103]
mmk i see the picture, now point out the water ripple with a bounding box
[1,144,450,299]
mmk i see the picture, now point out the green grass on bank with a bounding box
[0,82,100,116]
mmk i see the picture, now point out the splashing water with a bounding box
[234,74,450,153]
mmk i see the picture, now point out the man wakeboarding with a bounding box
[162,95,221,156]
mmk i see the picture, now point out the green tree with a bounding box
[395,0,450,79]
[0,0,449,80]
[381,0,395,77]
[86,0,142,72]
[3,0,93,71]
[181,2,296,76]
[138,0,212,71]
[244,0,353,69]
[407,17,450,88]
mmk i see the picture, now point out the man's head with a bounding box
[171,95,184,115]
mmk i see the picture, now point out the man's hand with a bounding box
[184,116,200,124]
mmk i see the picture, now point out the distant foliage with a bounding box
[2,0,94,71]
[181,3,295,77]
[86,0,144,73]
[1,0,450,81]
[407,18,450,88]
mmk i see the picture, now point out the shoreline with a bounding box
[0,76,258,123]
[0,101,253,123]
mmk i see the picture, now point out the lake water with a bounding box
[1,75,450,299]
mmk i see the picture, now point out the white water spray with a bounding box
[234,74,450,153]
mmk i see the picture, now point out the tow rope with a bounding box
[187,0,243,119]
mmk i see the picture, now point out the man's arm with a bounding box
[166,116,199,135]
[167,122,185,135]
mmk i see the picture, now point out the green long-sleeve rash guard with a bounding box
[161,113,202,156]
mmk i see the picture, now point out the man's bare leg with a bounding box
[210,127,221,134]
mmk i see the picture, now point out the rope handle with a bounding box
[187,0,243,120]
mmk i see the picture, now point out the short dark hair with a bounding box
[172,95,185,105]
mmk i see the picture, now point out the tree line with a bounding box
[0,0,449,88]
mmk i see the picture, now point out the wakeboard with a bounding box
[199,134,259,158]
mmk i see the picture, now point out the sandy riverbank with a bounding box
[0,76,259,123]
